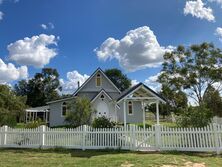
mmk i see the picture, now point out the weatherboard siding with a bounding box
[117,101,143,123]
[80,71,120,93]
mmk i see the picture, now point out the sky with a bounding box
[0,0,222,94]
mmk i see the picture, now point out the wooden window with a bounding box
[96,73,101,87]
[61,102,67,117]
[128,101,133,115]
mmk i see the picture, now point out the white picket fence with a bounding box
[0,124,222,154]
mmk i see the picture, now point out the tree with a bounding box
[158,42,222,106]
[65,97,93,127]
[15,68,61,107]
[147,85,188,117]
[105,68,131,91]
[203,85,222,117]
[0,85,27,126]
[177,105,213,127]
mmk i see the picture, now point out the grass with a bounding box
[0,148,221,167]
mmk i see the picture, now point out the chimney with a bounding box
[77,81,80,88]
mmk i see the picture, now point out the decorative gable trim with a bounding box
[90,89,113,103]
[73,68,121,96]
[117,83,166,103]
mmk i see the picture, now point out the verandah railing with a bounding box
[0,124,221,154]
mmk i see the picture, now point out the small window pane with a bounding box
[96,74,101,86]
[62,102,67,116]
[128,101,133,115]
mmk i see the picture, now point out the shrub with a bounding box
[0,108,17,127]
[176,105,213,127]
[65,97,93,127]
[25,118,46,128]
[92,116,116,128]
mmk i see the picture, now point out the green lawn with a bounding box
[0,149,221,167]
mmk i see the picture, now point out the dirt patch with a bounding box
[162,161,206,167]
[120,161,134,167]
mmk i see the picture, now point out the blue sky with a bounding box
[0,0,222,93]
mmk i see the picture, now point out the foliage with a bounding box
[147,85,188,116]
[0,108,17,127]
[105,68,131,91]
[14,68,61,107]
[176,105,213,127]
[203,85,222,117]
[158,42,222,105]
[65,97,93,127]
[25,118,46,128]
[0,85,27,126]
[92,116,115,128]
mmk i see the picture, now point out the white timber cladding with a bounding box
[0,124,221,154]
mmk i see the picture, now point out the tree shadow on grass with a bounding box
[0,148,220,159]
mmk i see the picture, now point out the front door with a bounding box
[96,101,109,117]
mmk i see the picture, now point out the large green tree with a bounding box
[158,42,222,105]
[15,68,61,107]
[0,85,27,126]
[105,68,131,91]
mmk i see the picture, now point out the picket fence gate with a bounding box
[0,124,222,154]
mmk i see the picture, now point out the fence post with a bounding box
[82,125,86,150]
[40,125,46,148]
[213,123,220,155]
[3,125,8,146]
[155,124,161,150]
[132,125,136,151]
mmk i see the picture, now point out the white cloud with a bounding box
[41,24,47,30]
[41,22,55,30]
[7,34,58,68]
[60,70,89,94]
[95,26,173,72]
[0,11,3,21]
[215,27,222,41]
[131,79,139,86]
[184,0,215,22]
[0,58,28,84]
[144,72,162,92]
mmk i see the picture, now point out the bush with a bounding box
[0,108,17,127]
[92,116,116,128]
[65,97,93,127]
[25,118,46,128]
[177,105,213,127]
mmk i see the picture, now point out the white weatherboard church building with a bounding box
[47,68,166,127]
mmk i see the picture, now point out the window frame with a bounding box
[96,73,102,87]
[128,101,133,115]
[61,102,67,117]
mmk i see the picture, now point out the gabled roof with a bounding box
[117,82,166,103]
[46,97,76,104]
[26,105,49,112]
[73,67,121,96]
[90,89,113,103]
